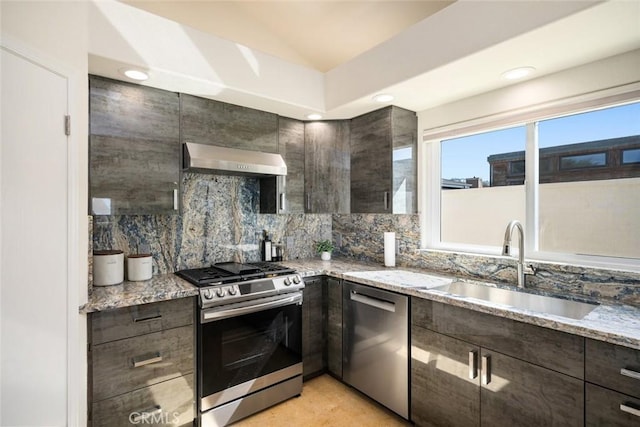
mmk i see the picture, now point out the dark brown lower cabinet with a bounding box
[586,383,640,426]
[411,327,480,427]
[480,350,583,426]
[302,276,327,379]
[327,277,343,379]
[411,298,584,427]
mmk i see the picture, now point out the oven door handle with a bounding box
[202,293,303,322]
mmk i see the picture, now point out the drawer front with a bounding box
[586,338,640,398]
[412,298,584,378]
[92,325,194,401]
[91,297,194,345]
[586,383,640,427]
[92,373,194,427]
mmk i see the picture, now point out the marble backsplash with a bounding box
[332,214,640,306]
[93,173,331,276]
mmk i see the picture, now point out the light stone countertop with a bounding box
[283,258,640,350]
[81,274,198,313]
[80,257,640,350]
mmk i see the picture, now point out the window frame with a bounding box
[420,87,640,272]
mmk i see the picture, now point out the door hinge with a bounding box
[64,115,71,136]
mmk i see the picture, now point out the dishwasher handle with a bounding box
[350,290,396,313]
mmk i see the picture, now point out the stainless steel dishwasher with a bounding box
[343,281,409,419]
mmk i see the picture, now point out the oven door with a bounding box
[198,292,303,412]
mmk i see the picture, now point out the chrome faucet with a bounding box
[502,220,533,288]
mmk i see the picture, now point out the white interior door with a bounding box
[1,47,69,426]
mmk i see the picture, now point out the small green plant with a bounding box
[315,239,335,254]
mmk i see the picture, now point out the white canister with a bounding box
[127,254,153,281]
[93,250,124,286]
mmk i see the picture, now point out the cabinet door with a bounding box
[411,326,480,427]
[586,383,640,427]
[480,350,584,427]
[586,338,640,398]
[89,75,180,215]
[391,106,417,214]
[350,107,392,213]
[92,374,194,427]
[327,277,343,378]
[302,277,326,378]
[304,120,350,213]
[180,94,277,153]
[260,117,305,213]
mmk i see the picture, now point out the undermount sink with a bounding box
[432,281,598,320]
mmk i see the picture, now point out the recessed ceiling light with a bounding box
[122,69,149,81]
[501,66,536,80]
[307,113,322,120]
[373,93,394,103]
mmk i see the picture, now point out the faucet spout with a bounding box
[502,220,526,288]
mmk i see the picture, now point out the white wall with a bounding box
[1,1,88,425]
[418,49,640,132]
[87,0,325,118]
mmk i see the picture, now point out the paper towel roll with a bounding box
[384,232,396,267]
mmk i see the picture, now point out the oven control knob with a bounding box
[203,289,213,300]
[228,286,237,296]
[293,275,301,284]
[216,288,226,298]
[284,277,292,286]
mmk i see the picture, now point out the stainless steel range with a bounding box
[176,262,305,427]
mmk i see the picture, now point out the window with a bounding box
[559,152,607,170]
[424,99,640,267]
[622,148,640,164]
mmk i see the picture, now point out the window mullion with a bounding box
[525,122,538,254]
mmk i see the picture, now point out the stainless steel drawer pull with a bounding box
[481,355,491,385]
[620,403,640,417]
[132,352,163,368]
[133,313,162,323]
[469,350,478,379]
[130,406,162,423]
[173,188,178,210]
[621,368,640,381]
[384,191,389,210]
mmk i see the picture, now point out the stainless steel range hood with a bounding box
[183,142,287,176]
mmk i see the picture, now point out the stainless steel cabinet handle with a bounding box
[620,403,640,417]
[173,188,178,210]
[469,350,478,379]
[132,352,163,368]
[133,313,162,323]
[279,192,286,212]
[350,291,396,312]
[306,193,311,211]
[481,355,491,385]
[384,191,389,210]
[621,368,640,381]
[130,406,162,423]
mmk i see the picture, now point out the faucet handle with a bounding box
[524,263,537,276]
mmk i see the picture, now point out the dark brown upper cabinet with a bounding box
[260,117,306,214]
[179,93,278,153]
[89,75,180,215]
[350,106,417,214]
[304,120,350,213]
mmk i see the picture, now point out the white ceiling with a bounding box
[97,1,640,120]
[122,0,454,72]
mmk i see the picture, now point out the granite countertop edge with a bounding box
[80,257,640,350]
